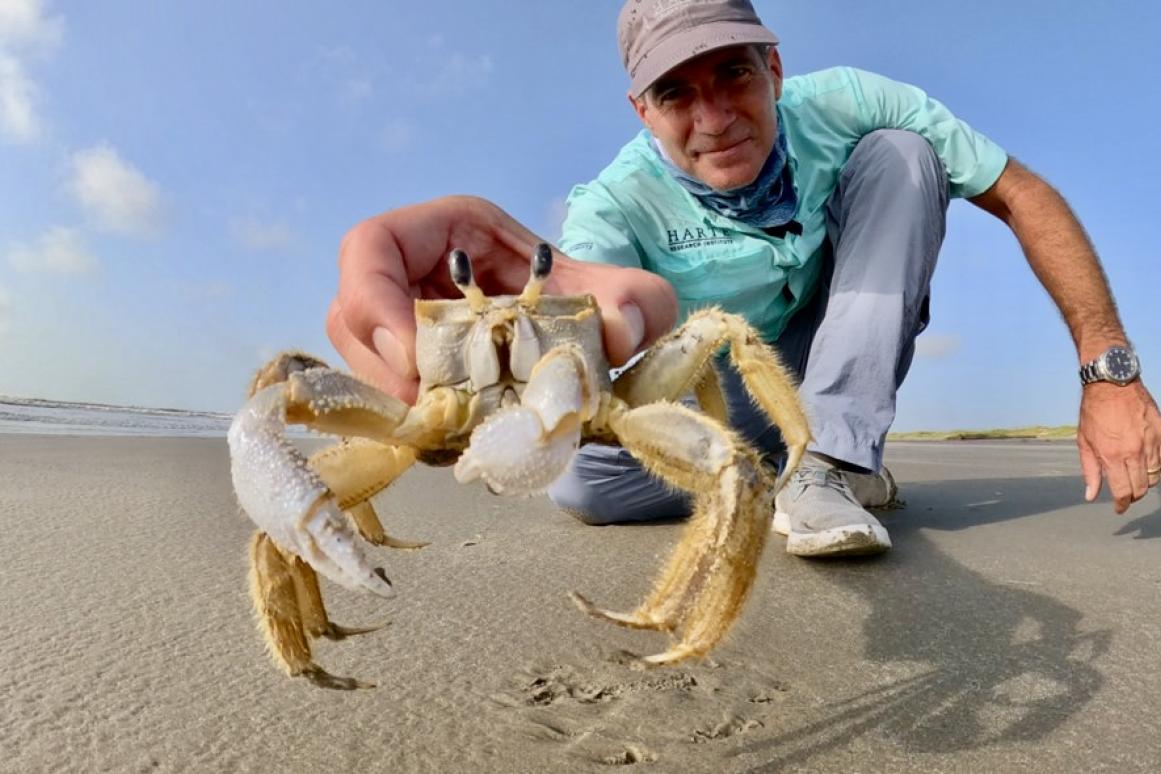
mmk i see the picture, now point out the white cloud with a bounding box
[231,216,298,252]
[915,333,961,359]
[68,145,165,237]
[0,52,38,141]
[0,0,63,56]
[0,0,62,143]
[7,226,97,273]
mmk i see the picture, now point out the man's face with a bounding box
[631,45,783,192]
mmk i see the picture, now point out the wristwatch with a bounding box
[1079,345,1141,386]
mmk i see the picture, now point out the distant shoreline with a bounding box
[2,396,1077,442]
[887,425,1077,441]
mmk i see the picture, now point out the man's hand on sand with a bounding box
[328,195,678,404]
[1078,381,1161,513]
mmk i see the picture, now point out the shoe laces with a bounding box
[788,462,856,498]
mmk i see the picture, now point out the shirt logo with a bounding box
[665,224,733,252]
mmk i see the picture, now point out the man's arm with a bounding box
[969,158,1161,513]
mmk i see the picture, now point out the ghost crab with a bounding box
[228,243,810,688]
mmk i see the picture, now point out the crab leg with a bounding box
[613,308,812,489]
[309,438,428,548]
[248,533,380,690]
[571,401,774,665]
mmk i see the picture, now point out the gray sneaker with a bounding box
[772,454,892,557]
[843,466,904,510]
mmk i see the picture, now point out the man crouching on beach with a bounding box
[327,0,1161,556]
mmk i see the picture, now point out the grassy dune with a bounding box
[887,425,1077,441]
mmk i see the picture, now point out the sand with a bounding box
[2,435,1160,773]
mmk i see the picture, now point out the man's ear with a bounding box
[628,91,650,128]
[766,47,784,101]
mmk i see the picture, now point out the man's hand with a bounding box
[328,195,678,403]
[1078,381,1161,513]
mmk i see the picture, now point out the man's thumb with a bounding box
[1079,436,1102,502]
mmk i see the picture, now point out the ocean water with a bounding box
[0,396,234,437]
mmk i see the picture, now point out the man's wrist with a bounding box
[1079,343,1141,387]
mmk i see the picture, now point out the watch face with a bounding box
[1103,347,1140,384]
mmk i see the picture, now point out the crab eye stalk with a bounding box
[448,248,488,312]
[518,242,554,308]
[532,243,553,280]
[448,249,473,287]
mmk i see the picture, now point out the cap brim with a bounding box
[629,22,779,98]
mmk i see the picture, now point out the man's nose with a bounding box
[692,92,735,134]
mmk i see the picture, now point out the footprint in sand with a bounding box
[490,657,792,764]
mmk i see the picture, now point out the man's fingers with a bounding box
[1078,435,1103,502]
[1125,446,1151,501]
[327,299,419,404]
[1105,462,1134,515]
[1145,420,1161,488]
[337,236,421,379]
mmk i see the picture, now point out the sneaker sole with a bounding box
[772,510,892,557]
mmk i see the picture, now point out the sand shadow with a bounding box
[738,474,1115,771]
[1113,502,1161,539]
[895,472,1161,538]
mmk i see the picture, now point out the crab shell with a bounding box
[414,293,610,422]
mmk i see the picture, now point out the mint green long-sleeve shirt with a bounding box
[559,67,1008,341]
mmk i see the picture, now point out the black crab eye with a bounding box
[449,249,473,287]
[532,243,553,280]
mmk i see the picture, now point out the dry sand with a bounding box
[2,435,1160,772]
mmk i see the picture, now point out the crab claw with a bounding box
[454,345,588,495]
[228,383,395,598]
[454,407,581,495]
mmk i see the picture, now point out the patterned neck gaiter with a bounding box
[651,105,798,230]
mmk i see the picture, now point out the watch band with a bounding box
[1079,360,1101,385]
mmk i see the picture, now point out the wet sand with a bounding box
[2,434,1159,772]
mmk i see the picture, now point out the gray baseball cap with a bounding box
[618,0,779,98]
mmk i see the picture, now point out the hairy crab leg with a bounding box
[612,308,811,490]
[571,401,774,665]
[248,533,376,690]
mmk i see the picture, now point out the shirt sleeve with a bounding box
[557,182,644,268]
[846,67,1009,198]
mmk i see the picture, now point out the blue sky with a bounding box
[0,0,1157,431]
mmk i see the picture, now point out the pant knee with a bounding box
[547,475,619,525]
[547,449,691,526]
[848,129,948,203]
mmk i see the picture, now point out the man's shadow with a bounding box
[738,473,1153,772]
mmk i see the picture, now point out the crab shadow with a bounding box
[739,473,1130,772]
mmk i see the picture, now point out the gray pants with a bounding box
[549,130,950,525]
